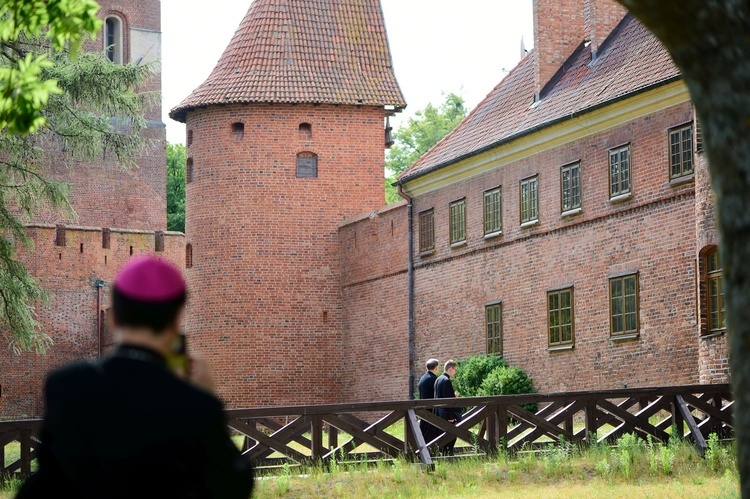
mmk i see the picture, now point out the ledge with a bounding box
[609,192,633,204]
[418,249,435,258]
[483,231,503,240]
[450,241,467,249]
[520,219,539,229]
[609,333,640,342]
[560,207,582,218]
[669,174,695,187]
[700,330,726,340]
[547,344,574,352]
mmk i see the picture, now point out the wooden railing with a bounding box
[0,384,733,477]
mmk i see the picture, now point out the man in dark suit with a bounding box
[16,256,254,499]
[434,359,461,456]
[417,358,440,446]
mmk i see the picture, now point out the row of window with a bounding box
[483,248,724,356]
[419,124,695,253]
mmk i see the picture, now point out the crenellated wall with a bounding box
[0,225,184,418]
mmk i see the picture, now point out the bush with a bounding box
[453,355,537,415]
[454,355,507,397]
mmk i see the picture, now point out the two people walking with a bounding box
[418,358,462,456]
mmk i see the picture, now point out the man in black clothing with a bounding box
[16,256,254,499]
[434,359,461,456]
[417,358,440,446]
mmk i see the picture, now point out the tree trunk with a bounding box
[616,0,750,494]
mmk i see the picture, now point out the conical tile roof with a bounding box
[170,0,406,122]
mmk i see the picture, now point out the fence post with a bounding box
[585,400,597,445]
[328,424,338,451]
[487,404,499,454]
[20,429,31,475]
[311,416,323,461]
[671,396,685,440]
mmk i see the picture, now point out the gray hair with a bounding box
[426,358,439,370]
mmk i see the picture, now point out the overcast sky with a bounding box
[160,0,534,144]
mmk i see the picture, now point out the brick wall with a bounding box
[0,225,184,418]
[405,102,701,393]
[183,103,387,408]
[339,201,409,402]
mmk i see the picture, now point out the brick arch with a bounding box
[102,10,130,64]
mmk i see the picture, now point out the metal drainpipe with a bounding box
[95,279,104,358]
[398,184,415,399]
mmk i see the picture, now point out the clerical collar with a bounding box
[112,344,166,367]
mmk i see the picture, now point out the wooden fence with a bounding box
[0,383,733,477]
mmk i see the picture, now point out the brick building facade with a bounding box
[1,0,730,416]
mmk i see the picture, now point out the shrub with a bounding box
[454,355,507,397]
[478,364,537,414]
[453,355,537,415]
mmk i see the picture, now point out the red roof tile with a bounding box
[399,14,680,183]
[170,0,406,122]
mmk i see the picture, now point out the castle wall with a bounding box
[0,225,184,418]
[183,103,387,408]
[339,201,409,402]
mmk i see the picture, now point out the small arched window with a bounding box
[187,130,193,147]
[296,151,318,178]
[232,122,245,140]
[105,16,124,64]
[186,158,194,183]
[299,123,312,140]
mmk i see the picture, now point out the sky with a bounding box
[160,0,534,145]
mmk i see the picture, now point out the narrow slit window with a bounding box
[186,158,194,183]
[186,244,193,269]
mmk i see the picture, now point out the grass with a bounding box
[2,433,738,498]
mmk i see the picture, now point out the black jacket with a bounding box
[418,371,437,400]
[16,345,254,499]
[434,372,462,421]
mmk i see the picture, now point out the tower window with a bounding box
[186,244,193,269]
[187,130,193,147]
[186,158,194,183]
[232,122,244,140]
[296,152,318,178]
[299,123,312,140]
[105,16,124,64]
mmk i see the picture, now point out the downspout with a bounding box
[398,184,415,399]
[95,279,104,358]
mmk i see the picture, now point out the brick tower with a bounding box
[170,0,405,408]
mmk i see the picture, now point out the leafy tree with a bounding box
[614,0,750,492]
[385,93,467,203]
[167,142,186,233]
[1,0,102,134]
[1,2,154,353]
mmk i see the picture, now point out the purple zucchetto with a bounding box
[113,256,186,302]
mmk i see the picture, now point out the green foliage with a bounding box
[453,354,537,415]
[453,354,507,398]
[384,92,467,203]
[167,142,186,232]
[0,0,102,134]
[0,4,153,353]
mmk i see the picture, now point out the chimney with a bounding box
[533,0,627,99]
[533,0,585,100]
[584,0,628,59]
